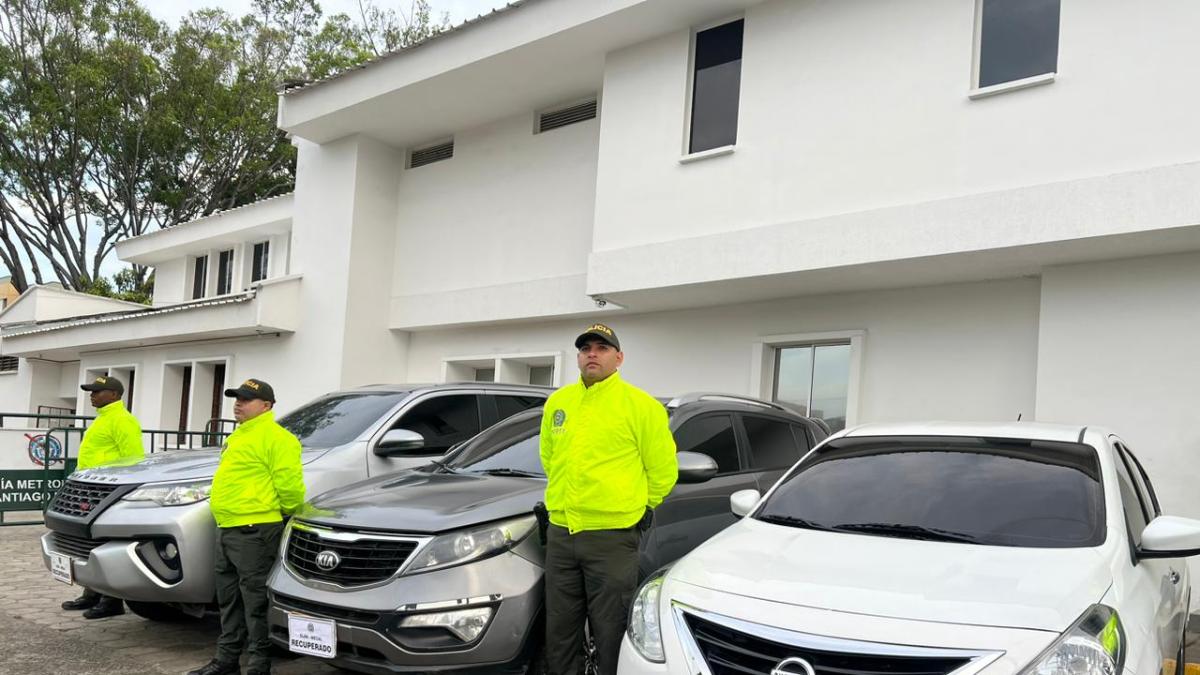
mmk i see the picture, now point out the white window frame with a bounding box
[188,254,209,300]
[968,0,1058,99]
[82,363,139,413]
[748,330,865,428]
[248,240,271,284]
[680,13,745,162]
[442,351,564,387]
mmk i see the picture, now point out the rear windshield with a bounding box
[277,392,408,449]
[757,436,1105,548]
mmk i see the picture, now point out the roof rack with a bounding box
[665,392,789,412]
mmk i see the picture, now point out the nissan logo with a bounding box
[771,657,817,675]
[315,550,341,571]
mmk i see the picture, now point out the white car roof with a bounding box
[842,420,1089,444]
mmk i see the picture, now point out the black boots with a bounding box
[185,660,240,675]
[82,596,124,619]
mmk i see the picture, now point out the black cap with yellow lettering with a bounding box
[81,375,124,395]
[224,378,275,402]
[574,323,620,351]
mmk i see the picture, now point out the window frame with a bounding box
[190,254,208,299]
[216,249,235,295]
[969,0,1060,99]
[681,14,745,160]
[750,330,865,431]
[250,240,271,284]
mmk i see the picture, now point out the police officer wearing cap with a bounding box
[187,379,304,675]
[60,375,144,619]
[539,324,678,675]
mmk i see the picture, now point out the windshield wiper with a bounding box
[426,458,457,474]
[468,468,543,478]
[831,522,979,543]
[756,514,838,532]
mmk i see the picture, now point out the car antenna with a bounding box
[1016,412,1023,421]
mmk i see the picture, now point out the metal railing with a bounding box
[0,412,234,527]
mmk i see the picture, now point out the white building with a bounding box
[4,0,1200,575]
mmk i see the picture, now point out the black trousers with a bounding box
[214,522,284,673]
[544,525,641,675]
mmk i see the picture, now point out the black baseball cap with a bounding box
[224,378,275,402]
[574,323,620,351]
[81,375,124,395]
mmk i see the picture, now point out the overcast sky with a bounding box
[155,0,512,27]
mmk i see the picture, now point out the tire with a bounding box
[125,600,200,622]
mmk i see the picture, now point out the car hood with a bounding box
[298,470,546,534]
[671,518,1112,632]
[68,446,334,485]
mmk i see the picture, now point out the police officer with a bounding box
[540,324,678,675]
[60,375,144,619]
[187,379,304,675]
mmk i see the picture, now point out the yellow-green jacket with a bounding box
[210,411,305,528]
[77,401,144,470]
[540,372,678,533]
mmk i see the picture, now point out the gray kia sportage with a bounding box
[266,393,828,673]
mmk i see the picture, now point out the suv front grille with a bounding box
[49,480,118,517]
[684,612,972,675]
[285,525,420,587]
[49,532,106,559]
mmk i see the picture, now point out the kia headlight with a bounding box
[403,516,536,574]
[1020,605,1124,675]
[123,480,213,506]
[627,567,670,663]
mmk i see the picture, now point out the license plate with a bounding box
[287,614,337,659]
[49,552,73,585]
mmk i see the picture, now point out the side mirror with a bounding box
[676,451,718,484]
[730,489,761,518]
[1138,515,1200,559]
[374,429,427,457]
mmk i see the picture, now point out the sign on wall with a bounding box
[0,428,81,511]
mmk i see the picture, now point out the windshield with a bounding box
[757,436,1105,548]
[277,391,409,448]
[444,409,545,476]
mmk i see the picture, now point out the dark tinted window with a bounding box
[1113,447,1150,545]
[1120,444,1161,517]
[978,0,1060,88]
[689,20,743,153]
[192,256,207,299]
[217,250,234,295]
[278,392,408,448]
[790,424,813,452]
[395,394,480,454]
[252,241,270,282]
[674,415,739,474]
[493,395,544,421]
[447,411,544,476]
[743,416,801,470]
[758,436,1105,548]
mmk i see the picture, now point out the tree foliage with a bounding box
[0,0,444,298]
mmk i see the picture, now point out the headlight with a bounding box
[627,568,669,663]
[123,480,213,506]
[403,516,536,574]
[1020,605,1125,675]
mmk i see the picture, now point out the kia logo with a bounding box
[771,657,817,675]
[315,550,341,571]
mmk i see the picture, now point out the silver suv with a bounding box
[266,393,828,673]
[40,383,549,621]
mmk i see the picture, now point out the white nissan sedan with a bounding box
[620,422,1198,675]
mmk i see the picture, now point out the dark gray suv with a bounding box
[266,393,828,673]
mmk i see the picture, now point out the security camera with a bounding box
[594,298,607,308]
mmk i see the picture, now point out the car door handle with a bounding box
[1169,570,1181,585]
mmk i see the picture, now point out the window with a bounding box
[759,436,1105,548]
[277,391,408,449]
[493,395,543,422]
[976,0,1060,89]
[446,411,544,476]
[774,343,851,432]
[790,424,813,452]
[474,368,496,383]
[1119,444,1161,517]
[216,249,234,295]
[394,394,481,455]
[689,19,743,154]
[1113,446,1150,546]
[674,414,740,474]
[191,255,208,299]
[742,415,801,470]
[529,366,554,386]
[251,242,270,283]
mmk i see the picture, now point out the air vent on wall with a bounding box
[538,99,598,133]
[409,139,454,168]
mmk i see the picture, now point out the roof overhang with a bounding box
[278,0,762,147]
[116,194,293,266]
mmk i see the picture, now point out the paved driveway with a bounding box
[0,523,337,675]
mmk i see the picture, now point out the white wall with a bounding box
[592,0,1200,252]
[406,278,1040,423]
[392,110,599,297]
[153,258,188,306]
